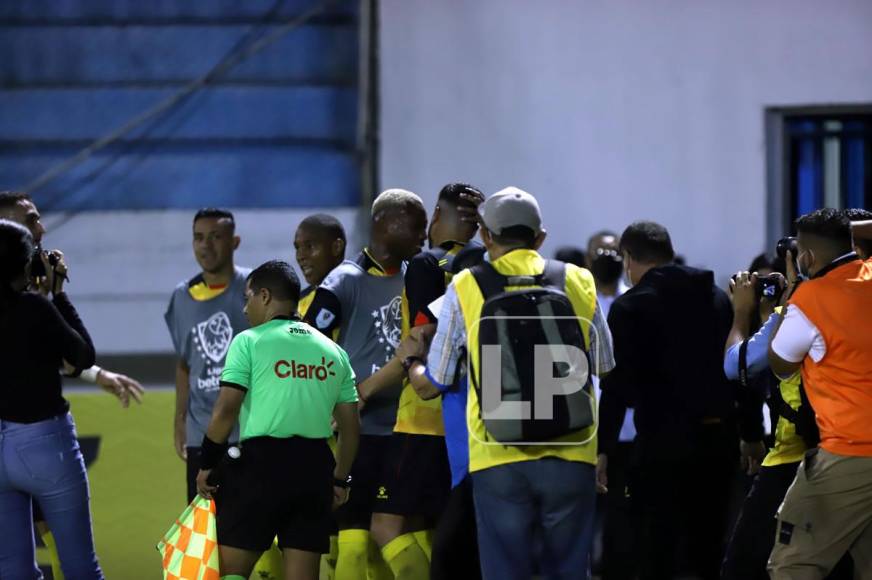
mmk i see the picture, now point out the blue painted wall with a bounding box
[0,0,361,210]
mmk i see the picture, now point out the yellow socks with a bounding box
[336,529,370,580]
[412,529,433,561]
[252,538,282,580]
[367,536,393,580]
[381,533,429,580]
[41,530,64,580]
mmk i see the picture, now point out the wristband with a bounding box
[200,435,228,471]
[80,365,102,383]
[402,356,425,373]
[334,474,352,489]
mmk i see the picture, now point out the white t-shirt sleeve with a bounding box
[771,304,826,363]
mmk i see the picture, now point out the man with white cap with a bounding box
[401,186,614,579]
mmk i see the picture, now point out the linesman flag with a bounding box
[156,496,220,580]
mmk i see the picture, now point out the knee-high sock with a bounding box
[41,530,64,580]
[321,534,339,580]
[252,537,282,580]
[336,529,370,580]
[367,536,393,580]
[412,529,433,561]
[381,534,430,580]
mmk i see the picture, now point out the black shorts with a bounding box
[374,433,451,519]
[336,434,391,529]
[215,436,335,553]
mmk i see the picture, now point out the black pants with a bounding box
[630,424,737,580]
[601,441,636,580]
[722,461,853,580]
[431,476,481,580]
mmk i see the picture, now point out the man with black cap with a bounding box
[402,186,614,579]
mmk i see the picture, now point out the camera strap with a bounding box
[738,338,750,388]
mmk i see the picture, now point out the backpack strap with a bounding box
[539,260,567,290]
[470,262,508,300]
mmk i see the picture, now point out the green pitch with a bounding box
[58,390,185,580]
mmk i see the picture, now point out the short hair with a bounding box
[247,260,301,303]
[438,183,483,209]
[619,221,675,264]
[587,230,618,251]
[554,247,587,268]
[0,219,34,289]
[845,208,872,257]
[795,208,852,254]
[371,189,424,217]
[490,225,537,249]
[194,208,235,231]
[0,191,31,211]
[298,213,346,243]
[844,208,872,221]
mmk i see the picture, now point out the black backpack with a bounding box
[468,260,595,443]
[739,339,820,448]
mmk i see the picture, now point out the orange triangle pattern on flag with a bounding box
[156,496,220,580]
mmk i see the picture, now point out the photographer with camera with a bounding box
[0,192,144,404]
[720,244,852,580]
[766,208,872,579]
[0,220,105,578]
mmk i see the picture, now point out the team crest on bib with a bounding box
[194,311,233,364]
[372,296,402,354]
[316,308,336,330]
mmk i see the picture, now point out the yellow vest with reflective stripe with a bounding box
[454,249,599,473]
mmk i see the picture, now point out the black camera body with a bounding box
[756,273,784,302]
[30,249,59,279]
[730,272,785,303]
[776,236,798,261]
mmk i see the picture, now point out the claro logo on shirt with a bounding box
[275,357,337,381]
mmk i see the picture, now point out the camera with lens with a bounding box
[776,236,798,261]
[756,273,785,302]
[30,249,60,279]
[730,272,786,303]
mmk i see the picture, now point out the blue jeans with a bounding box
[0,413,103,579]
[472,458,596,580]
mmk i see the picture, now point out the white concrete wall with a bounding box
[45,208,366,353]
[379,0,872,275]
[38,0,872,355]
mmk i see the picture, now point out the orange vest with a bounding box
[790,259,872,457]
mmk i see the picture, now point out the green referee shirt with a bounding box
[220,315,358,441]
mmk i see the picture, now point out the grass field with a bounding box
[57,389,185,580]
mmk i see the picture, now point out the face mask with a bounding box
[591,249,624,284]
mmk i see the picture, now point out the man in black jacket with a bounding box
[598,221,736,580]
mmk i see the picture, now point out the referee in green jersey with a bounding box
[196,260,360,580]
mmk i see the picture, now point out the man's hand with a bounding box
[333,486,350,510]
[196,469,217,499]
[39,250,68,295]
[729,271,758,317]
[97,370,145,408]
[596,453,608,494]
[457,190,486,225]
[174,416,187,461]
[739,440,767,476]
[396,333,429,361]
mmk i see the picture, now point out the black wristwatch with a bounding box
[402,355,425,373]
[334,474,352,489]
